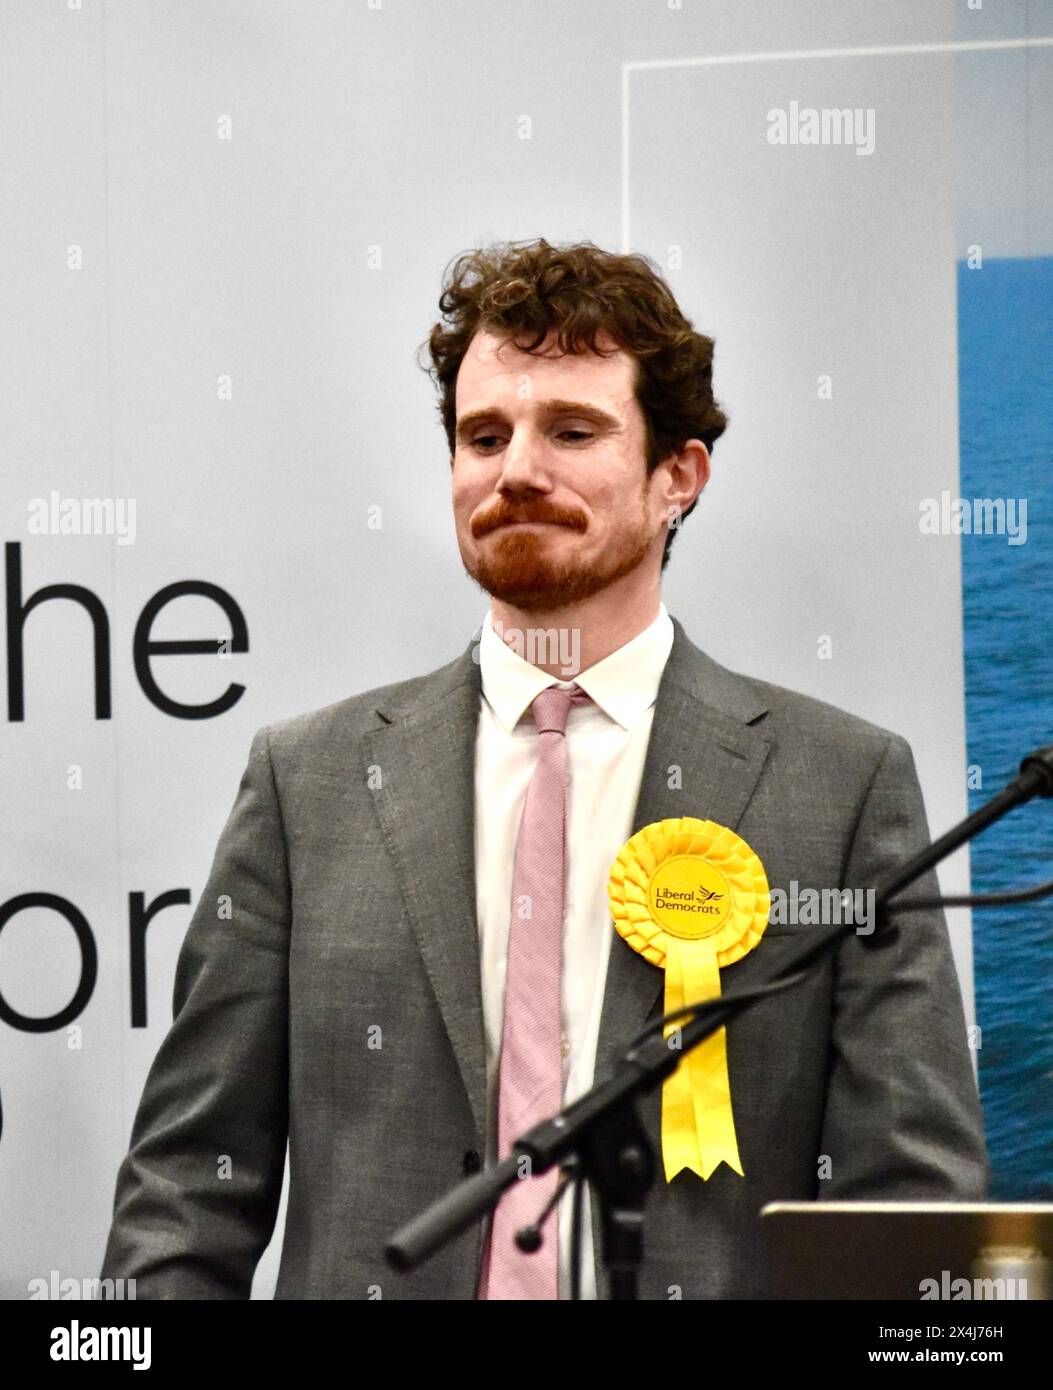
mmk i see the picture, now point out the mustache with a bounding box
[472,503,588,538]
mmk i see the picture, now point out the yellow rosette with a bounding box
[608,817,770,1183]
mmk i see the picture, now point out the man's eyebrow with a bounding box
[454,399,623,441]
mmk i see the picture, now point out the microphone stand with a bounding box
[386,744,1053,1298]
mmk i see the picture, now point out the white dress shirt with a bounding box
[474,599,675,1299]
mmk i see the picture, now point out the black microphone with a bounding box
[1019,744,1053,798]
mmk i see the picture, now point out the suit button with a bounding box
[463,1149,481,1175]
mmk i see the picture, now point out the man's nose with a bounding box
[496,427,552,491]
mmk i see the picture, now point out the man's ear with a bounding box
[661,438,710,513]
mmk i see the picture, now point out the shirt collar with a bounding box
[478,600,675,733]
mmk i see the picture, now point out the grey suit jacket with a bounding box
[100,614,988,1299]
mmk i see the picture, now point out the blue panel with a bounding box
[958,256,1053,1199]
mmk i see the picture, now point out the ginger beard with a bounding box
[461,478,658,610]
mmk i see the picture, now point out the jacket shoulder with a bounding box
[251,647,472,757]
[670,618,909,766]
[723,663,911,770]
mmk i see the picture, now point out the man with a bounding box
[101,238,987,1300]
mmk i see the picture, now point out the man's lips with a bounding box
[475,515,584,538]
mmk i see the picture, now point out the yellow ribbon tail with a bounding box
[661,941,701,1181]
[661,939,743,1182]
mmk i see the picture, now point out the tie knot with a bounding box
[530,682,591,736]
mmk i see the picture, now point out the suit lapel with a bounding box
[361,637,488,1140]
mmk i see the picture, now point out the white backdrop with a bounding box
[3,0,1049,1299]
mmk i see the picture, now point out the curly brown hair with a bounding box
[420,237,728,570]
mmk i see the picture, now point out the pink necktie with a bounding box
[480,682,592,1300]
